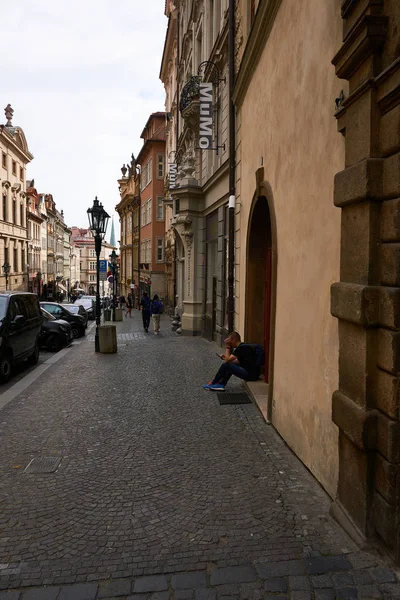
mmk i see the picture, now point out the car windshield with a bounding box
[41,308,56,321]
[0,297,7,320]
[65,305,79,314]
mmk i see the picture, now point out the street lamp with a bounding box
[110,250,118,322]
[2,262,10,291]
[87,196,110,353]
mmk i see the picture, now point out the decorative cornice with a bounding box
[341,0,383,19]
[233,0,283,107]
[332,15,387,79]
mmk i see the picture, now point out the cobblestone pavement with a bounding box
[0,310,399,599]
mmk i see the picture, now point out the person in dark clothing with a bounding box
[140,291,151,332]
[125,293,133,318]
[203,331,260,391]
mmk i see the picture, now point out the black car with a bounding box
[40,302,86,338]
[63,303,88,328]
[0,292,41,382]
[39,308,73,351]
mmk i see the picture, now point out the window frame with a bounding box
[156,196,164,221]
[2,153,6,168]
[157,154,165,179]
[12,160,16,176]
[156,238,164,262]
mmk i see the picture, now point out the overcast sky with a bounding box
[1,0,167,243]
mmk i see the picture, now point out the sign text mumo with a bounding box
[199,83,213,149]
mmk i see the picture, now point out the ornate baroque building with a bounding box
[160,0,231,342]
[0,105,33,291]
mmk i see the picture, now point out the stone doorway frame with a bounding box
[244,169,278,422]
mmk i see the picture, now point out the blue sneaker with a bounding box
[209,383,225,391]
[203,383,212,390]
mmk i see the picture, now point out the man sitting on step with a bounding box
[203,331,260,391]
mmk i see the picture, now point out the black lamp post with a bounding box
[2,262,10,291]
[87,197,110,352]
[110,250,118,322]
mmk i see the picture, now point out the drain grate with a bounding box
[218,393,252,405]
[24,457,62,474]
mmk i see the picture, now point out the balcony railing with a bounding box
[179,76,201,114]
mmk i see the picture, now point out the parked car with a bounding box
[74,296,95,320]
[39,308,72,351]
[0,292,41,382]
[40,302,86,338]
[63,303,88,328]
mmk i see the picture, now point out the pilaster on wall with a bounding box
[331,0,400,560]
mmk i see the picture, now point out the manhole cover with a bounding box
[218,393,252,405]
[24,457,62,474]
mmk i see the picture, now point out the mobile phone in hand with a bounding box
[216,352,223,359]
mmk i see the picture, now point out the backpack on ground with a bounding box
[241,343,265,367]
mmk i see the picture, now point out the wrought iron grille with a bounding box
[179,76,201,114]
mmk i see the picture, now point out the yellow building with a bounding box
[0,104,33,290]
[116,159,140,303]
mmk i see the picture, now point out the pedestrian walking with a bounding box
[151,294,162,335]
[203,331,262,391]
[119,294,126,310]
[140,291,151,332]
[125,293,133,318]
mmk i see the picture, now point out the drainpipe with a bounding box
[227,0,235,333]
[174,11,180,310]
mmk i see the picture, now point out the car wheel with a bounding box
[0,353,12,383]
[71,327,79,339]
[27,343,39,366]
[46,335,61,352]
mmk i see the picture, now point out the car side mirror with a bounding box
[12,314,25,327]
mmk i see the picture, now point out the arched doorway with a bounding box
[246,194,275,384]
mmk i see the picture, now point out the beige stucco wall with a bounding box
[237,0,344,497]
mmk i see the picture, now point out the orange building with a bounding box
[136,113,166,299]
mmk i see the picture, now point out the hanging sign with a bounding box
[199,83,213,149]
[169,163,177,189]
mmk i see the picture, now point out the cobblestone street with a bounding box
[0,311,399,599]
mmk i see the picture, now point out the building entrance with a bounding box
[246,195,273,382]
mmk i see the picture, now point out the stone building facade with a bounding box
[116,158,139,302]
[160,0,400,564]
[26,182,44,294]
[160,0,231,342]
[0,105,33,291]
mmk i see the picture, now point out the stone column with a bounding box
[331,0,400,561]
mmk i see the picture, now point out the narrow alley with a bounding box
[0,312,399,599]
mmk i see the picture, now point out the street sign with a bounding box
[99,260,107,281]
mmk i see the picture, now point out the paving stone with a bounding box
[264,596,288,600]
[256,561,304,579]
[264,579,288,593]
[370,566,398,584]
[314,591,335,600]
[0,593,21,600]
[149,594,169,600]
[332,573,354,588]
[351,570,372,586]
[303,556,352,575]
[58,583,98,600]
[290,592,312,600]
[98,578,132,597]
[335,588,358,600]
[22,589,60,600]
[127,596,149,600]
[171,571,207,589]
[210,567,257,586]
[134,576,168,594]
[288,576,310,591]
[311,575,333,589]
[174,590,193,599]
[195,591,216,600]
[356,583,381,598]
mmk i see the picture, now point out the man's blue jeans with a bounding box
[212,362,254,385]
